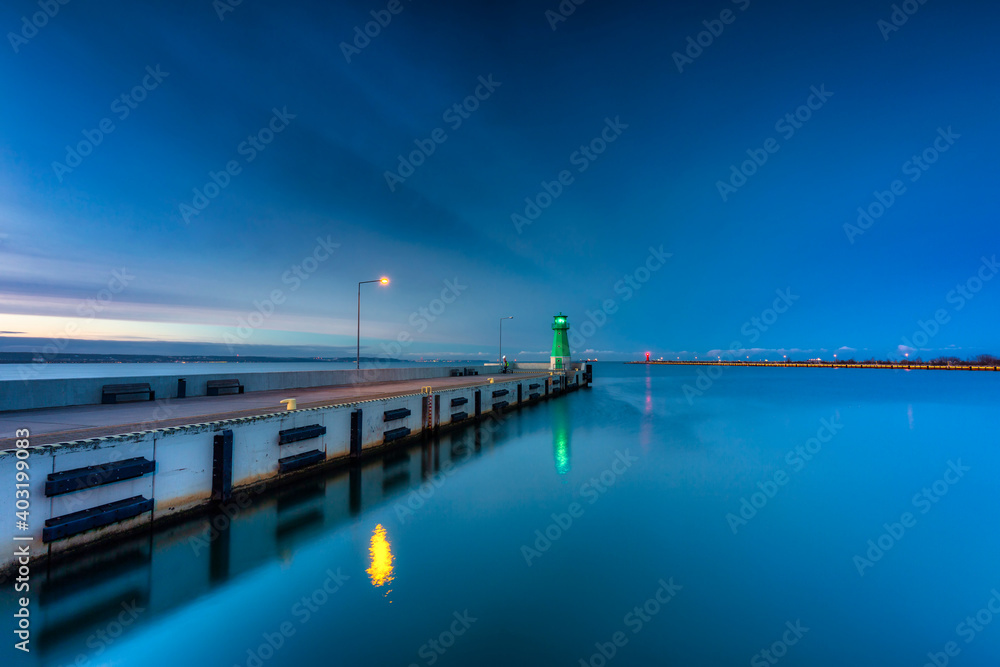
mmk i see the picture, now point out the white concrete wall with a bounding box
[0,445,52,545]
[0,372,584,571]
[153,425,216,516]
[0,365,468,411]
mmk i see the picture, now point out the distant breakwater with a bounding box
[627,361,999,371]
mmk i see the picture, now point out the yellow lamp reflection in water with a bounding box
[367,524,395,594]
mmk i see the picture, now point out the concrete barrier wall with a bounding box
[0,370,594,571]
[0,365,465,412]
[510,362,586,371]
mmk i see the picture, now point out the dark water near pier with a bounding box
[4,363,1000,666]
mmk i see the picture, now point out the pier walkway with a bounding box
[0,372,550,449]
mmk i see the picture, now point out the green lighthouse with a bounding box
[550,313,571,370]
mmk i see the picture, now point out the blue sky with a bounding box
[1,0,997,361]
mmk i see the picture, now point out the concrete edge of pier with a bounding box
[0,364,593,572]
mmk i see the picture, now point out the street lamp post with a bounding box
[357,277,390,369]
[499,316,513,370]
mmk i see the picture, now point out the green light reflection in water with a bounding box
[552,395,571,475]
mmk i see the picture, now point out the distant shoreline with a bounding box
[627,360,999,371]
[0,354,487,365]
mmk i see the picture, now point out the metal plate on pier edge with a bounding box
[384,408,412,422]
[384,427,411,443]
[278,424,327,445]
[45,457,155,497]
[43,496,153,542]
[278,449,325,473]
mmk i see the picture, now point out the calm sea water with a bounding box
[0,361,485,381]
[5,363,1000,666]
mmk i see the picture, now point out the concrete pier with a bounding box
[0,364,592,571]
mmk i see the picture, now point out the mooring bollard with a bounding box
[280,398,297,411]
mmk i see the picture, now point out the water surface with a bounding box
[4,363,999,666]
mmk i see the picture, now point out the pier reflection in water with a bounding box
[0,414,512,667]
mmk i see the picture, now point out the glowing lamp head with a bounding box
[379,277,390,285]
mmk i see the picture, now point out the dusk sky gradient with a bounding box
[1,0,998,360]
